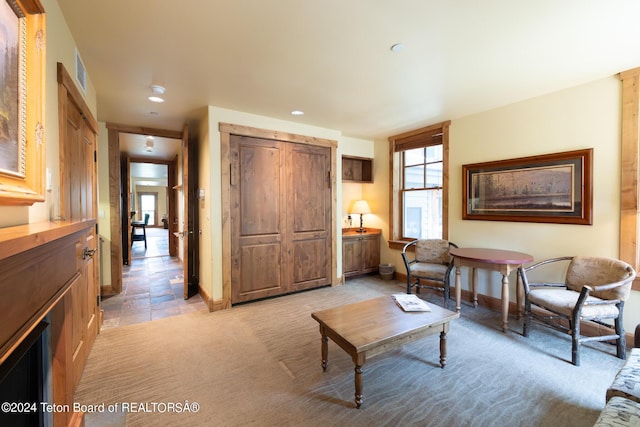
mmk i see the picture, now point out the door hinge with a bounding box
[96,295,100,307]
[94,150,97,162]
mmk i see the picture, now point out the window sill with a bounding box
[388,239,415,251]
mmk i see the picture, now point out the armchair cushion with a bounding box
[415,239,450,265]
[527,288,620,319]
[566,257,633,301]
[408,262,449,281]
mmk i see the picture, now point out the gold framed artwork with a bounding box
[463,148,593,225]
[0,0,45,205]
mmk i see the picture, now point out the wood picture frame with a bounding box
[463,148,593,225]
[0,0,45,205]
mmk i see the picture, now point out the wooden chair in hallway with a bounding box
[131,213,150,249]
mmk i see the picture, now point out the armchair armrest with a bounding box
[402,240,418,254]
[521,256,574,273]
[401,240,418,268]
[519,256,575,295]
[589,275,635,293]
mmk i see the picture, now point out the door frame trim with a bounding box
[106,123,182,294]
[219,123,338,309]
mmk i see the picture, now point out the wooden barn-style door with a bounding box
[229,134,332,303]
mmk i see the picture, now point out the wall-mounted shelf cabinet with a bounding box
[342,156,373,183]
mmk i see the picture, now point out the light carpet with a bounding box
[75,277,624,426]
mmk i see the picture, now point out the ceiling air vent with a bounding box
[75,48,86,95]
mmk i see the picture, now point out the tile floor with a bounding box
[100,227,208,330]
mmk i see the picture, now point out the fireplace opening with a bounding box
[0,320,52,427]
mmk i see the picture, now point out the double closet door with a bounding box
[230,135,332,303]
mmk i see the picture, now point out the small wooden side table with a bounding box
[449,247,533,332]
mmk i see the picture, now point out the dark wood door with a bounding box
[286,143,332,291]
[182,124,199,298]
[230,136,331,303]
[121,155,131,265]
[57,62,100,399]
[231,136,286,302]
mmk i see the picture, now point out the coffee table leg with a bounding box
[320,327,328,371]
[355,364,363,408]
[439,323,449,368]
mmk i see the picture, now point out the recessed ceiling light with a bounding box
[291,110,304,116]
[148,84,165,103]
[390,43,405,52]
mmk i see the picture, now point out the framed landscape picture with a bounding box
[0,0,45,205]
[462,149,593,225]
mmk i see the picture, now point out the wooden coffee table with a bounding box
[311,296,459,408]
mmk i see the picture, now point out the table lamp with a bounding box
[350,200,371,233]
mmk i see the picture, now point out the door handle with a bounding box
[83,247,97,260]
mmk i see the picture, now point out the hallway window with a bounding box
[138,192,158,226]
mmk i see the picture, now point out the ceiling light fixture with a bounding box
[148,84,166,103]
[390,43,405,52]
[291,110,304,116]
[145,136,154,152]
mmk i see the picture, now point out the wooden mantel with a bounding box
[0,220,95,261]
[0,219,96,364]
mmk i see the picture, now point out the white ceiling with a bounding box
[130,162,169,186]
[56,1,640,140]
[119,133,181,161]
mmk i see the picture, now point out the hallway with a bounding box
[101,228,208,330]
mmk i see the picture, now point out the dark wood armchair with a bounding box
[131,213,150,249]
[519,256,636,366]
[401,239,458,309]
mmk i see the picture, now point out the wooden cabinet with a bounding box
[0,220,98,427]
[342,228,381,279]
[342,156,373,183]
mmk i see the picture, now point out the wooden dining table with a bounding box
[449,247,533,332]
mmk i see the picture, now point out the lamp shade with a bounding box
[351,200,371,215]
